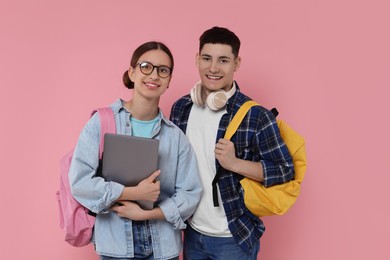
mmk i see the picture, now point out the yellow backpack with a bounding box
[225,101,307,217]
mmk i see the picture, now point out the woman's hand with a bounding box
[118,170,161,203]
[136,170,161,202]
[111,201,146,220]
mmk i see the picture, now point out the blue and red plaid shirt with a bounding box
[169,82,294,251]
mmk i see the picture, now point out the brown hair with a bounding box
[123,41,174,89]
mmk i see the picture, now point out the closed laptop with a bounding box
[102,133,159,210]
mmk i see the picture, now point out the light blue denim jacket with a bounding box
[69,99,202,259]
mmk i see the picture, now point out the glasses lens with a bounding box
[139,62,153,75]
[157,66,171,78]
[138,62,171,78]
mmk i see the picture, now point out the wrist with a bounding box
[231,158,241,173]
[123,186,141,201]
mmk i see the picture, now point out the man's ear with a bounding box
[234,57,241,71]
[195,53,200,67]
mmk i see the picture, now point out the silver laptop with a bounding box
[102,133,159,210]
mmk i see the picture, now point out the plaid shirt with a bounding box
[169,82,294,251]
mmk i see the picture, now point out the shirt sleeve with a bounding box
[256,109,295,187]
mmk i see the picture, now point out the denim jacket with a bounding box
[69,99,202,259]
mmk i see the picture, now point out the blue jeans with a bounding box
[99,221,179,260]
[132,220,153,258]
[99,256,155,260]
[99,255,179,260]
[183,225,260,260]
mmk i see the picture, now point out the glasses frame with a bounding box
[136,62,172,78]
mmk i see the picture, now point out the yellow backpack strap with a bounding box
[225,100,259,140]
[213,100,260,207]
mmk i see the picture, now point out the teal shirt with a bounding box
[131,116,160,138]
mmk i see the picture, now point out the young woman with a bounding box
[69,41,202,260]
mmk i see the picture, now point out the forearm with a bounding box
[215,138,264,182]
[117,186,142,201]
[141,207,165,220]
[231,158,264,182]
[111,201,165,221]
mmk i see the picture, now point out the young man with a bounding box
[170,26,294,259]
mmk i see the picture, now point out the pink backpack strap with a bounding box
[95,108,116,159]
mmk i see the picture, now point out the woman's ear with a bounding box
[167,76,172,88]
[128,67,135,82]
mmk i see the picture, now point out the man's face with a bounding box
[196,43,240,95]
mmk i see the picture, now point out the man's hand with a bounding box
[215,138,239,172]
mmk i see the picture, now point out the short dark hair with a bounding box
[123,41,174,89]
[199,26,241,58]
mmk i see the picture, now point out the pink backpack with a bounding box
[56,107,116,247]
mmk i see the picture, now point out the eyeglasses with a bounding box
[136,62,172,78]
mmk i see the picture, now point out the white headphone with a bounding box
[190,81,236,110]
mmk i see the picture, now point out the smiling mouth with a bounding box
[145,82,159,88]
[206,75,223,80]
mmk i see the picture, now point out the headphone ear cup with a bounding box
[190,86,198,105]
[190,83,204,107]
[206,90,228,110]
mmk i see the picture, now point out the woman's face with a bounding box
[128,49,172,99]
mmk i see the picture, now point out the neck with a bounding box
[124,98,159,121]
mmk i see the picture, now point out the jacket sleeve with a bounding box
[68,113,124,214]
[157,129,202,230]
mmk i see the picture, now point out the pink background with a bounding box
[1,0,389,259]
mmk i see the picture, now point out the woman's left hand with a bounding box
[111,201,146,221]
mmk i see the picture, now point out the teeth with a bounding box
[146,83,158,87]
[207,75,222,79]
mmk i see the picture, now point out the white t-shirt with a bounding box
[186,104,232,237]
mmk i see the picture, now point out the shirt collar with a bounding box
[111,98,174,127]
[226,81,242,113]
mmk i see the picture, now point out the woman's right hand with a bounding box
[136,170,160,202]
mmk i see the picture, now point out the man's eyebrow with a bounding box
[201,54,232,60]
[218,56,232,60]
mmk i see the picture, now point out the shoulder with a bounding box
[170,95,193,124]
[161,117,193,150]
[162,116,188,137]
[82,100,120,137]
[232,93,277,127]
[249,104,274,118]
[231,92,271,118]
[171,94,192,110]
